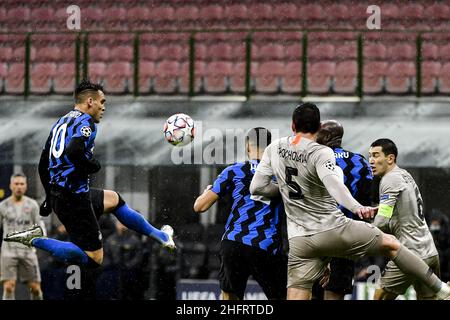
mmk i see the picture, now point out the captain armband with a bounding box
[378,203,394,219]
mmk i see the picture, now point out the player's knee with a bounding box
[115,192,125,208]
[103,190,120,212]
[380,233,401,257]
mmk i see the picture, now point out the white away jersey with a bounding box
[378,166,437,259]
[256,136,348,238]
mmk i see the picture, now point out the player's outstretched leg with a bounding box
[3,224,96,266]
[111,192,176,250]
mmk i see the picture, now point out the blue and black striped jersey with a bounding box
[333,147,373,218]
[212,159,283,254]
[47,109,97,193]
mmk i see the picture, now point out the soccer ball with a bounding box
[163,113,195,146]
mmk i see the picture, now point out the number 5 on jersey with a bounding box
[285,166,304,200]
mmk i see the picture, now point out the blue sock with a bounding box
[113,203,168,242]
[32,238,88,265]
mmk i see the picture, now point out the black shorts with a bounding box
[50,186,104,252]
[323,257,355,295]
[218,239,287,300]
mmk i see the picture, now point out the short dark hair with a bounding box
[74,79,104,103]
[10,173,26,181]
[292,102,321,134]
[246,127,272,150]
[370,138,398,162]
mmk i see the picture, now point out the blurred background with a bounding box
[1,0,450,300]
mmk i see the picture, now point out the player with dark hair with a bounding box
[4,79,175,270]
[369,138,440,300]
[250,102,450,300]
[194,127,287,300]
[315,119,373,299]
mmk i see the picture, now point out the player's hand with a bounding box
[39,198,52,217]
[355,206,378,220]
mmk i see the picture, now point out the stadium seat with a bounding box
[387,43,415,60]
[140,45,158,61]
[154,60,181,93]
[104,62,131,93]
[5,63,25,94]
[203,61,232,93]
[126,7,150,29]
[109,45,133,62]
[439,63,450,94]
[0,47,13,62]
[230,62,257,94]
[254,44,284,61]
[363,62,388,94]
[31,63,56,93]
[206,43,233,61]
[335,43,357,60]
[334,61,357,94]
[157,45,189,61]
[422,44,439,60]
[418,62,440,94]
[179,61,205,94]
[284,44,303,61]
[54,63,75,94]
[438,45,450,62]
[281,61,302,94]
[89,46,110,63]
[247,4,273,26]
[81,7,103,30]
[363,43,387,60]
[138,61,155,93]
[386,62,415,94]
[224,4,248,28]
[5,7,29,30]
[254,61,283,93]
[104,7,127,30]
[307,62,335,94]
[0,63,7,92]
[174,6,199,28]
[309,44,335,61]
[88,62,106,84]
[35,46,62,62]
[30,8,54,29]
[149,6,175,28]
[199,5,224,28]
[273,3,298,23]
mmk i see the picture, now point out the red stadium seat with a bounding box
[253,44,284,61]
[154,61,180,93]
[35,46,62,62]
[418,62,440,94]
[149,6,175,27]
[104,62,132,93]
[174,6,199,28]
[335,43,357,60]
[109,45,133,62]
[54,63,75,94]
[203,61,232,93]
[104,7,127,29]
[438,45,450,62]
[281,61,302,94]
[179,61,205,93]
[5,7,29,30]
[31,62,57,93]
[140,45,158,61]
[199,5,224,28]
[138,61,155,93]
[254,61,283,93]
[0,47,13,62]
[387,43,415,60]
[224,5,248,28]
[285,44,303,61]
[30,8,54,28]
[157,45,188,61]
[307,62,335,94]
[206,43,233,61]
[363,62,388,94]
[422,44,439,60]
[0,63,7,91]
[273,4,298,22]
[309,44,335,61]
[126,7,150,29]
[81,7,103,30]
[5,63,25,94]
[247,4,272,25]
[89,46,110,63]
[438,63,450,93]
[230,62,256,94]
[386,62,415,93]
[334,61,357,94]
[363,43,387,60]
[88,62,106,84]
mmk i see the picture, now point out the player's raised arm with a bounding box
[317,147,376,219]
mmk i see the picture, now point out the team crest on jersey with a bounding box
[80,126,92,137]
[324,160,335,171]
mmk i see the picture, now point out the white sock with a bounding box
[436,282,450,300]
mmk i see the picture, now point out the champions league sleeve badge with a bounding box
[80,126,92,138]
